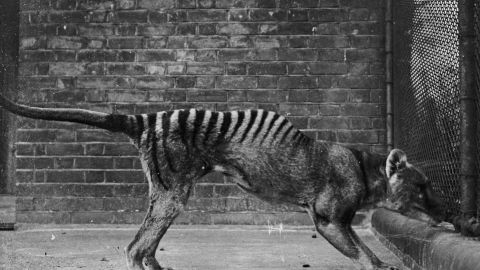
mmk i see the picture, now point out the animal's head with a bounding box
[385,149,445,225]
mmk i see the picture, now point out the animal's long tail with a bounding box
[0,94,135,137]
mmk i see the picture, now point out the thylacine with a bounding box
[0,95,444,270]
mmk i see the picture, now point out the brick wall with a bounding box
[15,0,386,224]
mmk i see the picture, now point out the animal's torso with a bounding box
[133,108,387,209]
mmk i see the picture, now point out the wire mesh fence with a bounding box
[393,0,463,218]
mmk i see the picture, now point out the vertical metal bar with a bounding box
[385,0,394,151]
[458,0,478,234]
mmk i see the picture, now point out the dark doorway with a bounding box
[0,0,18,194]
[0,0,18,229]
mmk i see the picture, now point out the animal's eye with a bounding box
[418,194,424,199]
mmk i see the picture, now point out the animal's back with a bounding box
[134,108,312,152]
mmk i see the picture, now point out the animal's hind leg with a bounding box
[125,184,192,270]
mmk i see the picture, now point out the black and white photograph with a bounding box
[0,0,479,269]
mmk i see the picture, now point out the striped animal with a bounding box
[0,95,444,270]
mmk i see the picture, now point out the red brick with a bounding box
[178,0,195,8]
[85,170,105,183]
[346,48,383,62]
[218,23,257,35]
[108,38,143,49]
[103,197,147,211]
[187,90,227,102]
[103,144,138,156]
[198,0,215,8]
[215,184,243,197]
[177,24,196,35]
[47,36,85,49]
[341,103,381,116]
[16,211,72,224]
[46,144,84,155]
[77,50,116,62]
[249,9,283,21]
[246,90,286,103]
[189,10,227,21]
[187,63,223,75]
[288,90,324,102]
[248,63,286,75]
[176,77,196,88]
[105,170,145,183]
[46,170,85,183]
[278,48,317,61]
[196,76,216,88]
[136,76,173,89]
[349,117,373,129]
[49,11,86,23]
[310,36,349,48]
[148,11,168,23]
[194,185,214,198]
[216,76,257,89]
[278,76,317,89]
[226,63,247,75]
[277,22,317,35]
[310,117,349,129]
[17,129,75,143]
[145,38,168,49]
[337,130,378,144]
[279,104,318,116]
[78,25,113,36]
[348,89,371,103]
[137,50,175,61]
[258,76,277,88]
[198,23,216,35]
[138,25,176,36]
[338,75,382,89]
[138,0,175,9]
[308,9,348,22]
[309,62,348,75]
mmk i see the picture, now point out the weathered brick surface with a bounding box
[16,0,386,224]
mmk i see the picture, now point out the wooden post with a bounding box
[458,0,478,236]
[385,0,394,151]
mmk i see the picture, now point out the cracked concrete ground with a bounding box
[0,225,406,270]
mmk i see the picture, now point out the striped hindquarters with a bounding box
[132,109,311,151]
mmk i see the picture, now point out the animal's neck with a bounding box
[356,151,389,206]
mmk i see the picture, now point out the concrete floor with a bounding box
[0,224,405,270]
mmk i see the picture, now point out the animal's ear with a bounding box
[386,149,407,178]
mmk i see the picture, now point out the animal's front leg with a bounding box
[125,184,192,270]
[307,207,398,270]
[346,226,399,270]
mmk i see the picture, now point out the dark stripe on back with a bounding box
[229,111,245,140]
[178,110,190,147]
[135,114,144,145]
[192,110,205,148]
[147,113,168,190]
[292,130,301,141]
[260,113,280,145]
[162,111,176,172]
[239,110,257,143]
[204,111,218,145]
[272,118,288,141]
[279,125,294,144]
[251,110,268,142]
[218,112,231,143]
